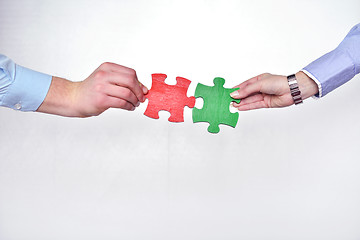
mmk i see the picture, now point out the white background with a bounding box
[1,0,360,239]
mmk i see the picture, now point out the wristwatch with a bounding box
[287,74,303,105]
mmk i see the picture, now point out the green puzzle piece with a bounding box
[192,77,241,134]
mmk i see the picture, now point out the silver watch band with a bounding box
[287,74,303,105]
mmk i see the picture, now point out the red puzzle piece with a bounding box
[144,73,195,122]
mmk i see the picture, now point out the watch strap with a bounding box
[287,74,303,105]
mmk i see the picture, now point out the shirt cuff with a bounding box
[2,65,52,111]
[303,48,355,97]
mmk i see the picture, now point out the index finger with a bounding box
[231,80,263,99]
[107,71,146,102]
[134,74,149,96]
[232,74,262,89]
[107,64,148,101]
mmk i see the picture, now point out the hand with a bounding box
[37,62,148,117]
[230,72,319,111]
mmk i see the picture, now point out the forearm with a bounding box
[39,62,147,117]
[37,77,81,117]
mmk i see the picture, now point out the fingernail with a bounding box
[230,91,240,98]
[136,102,140,107]
[231,102,238,107]
[142,85,148,94]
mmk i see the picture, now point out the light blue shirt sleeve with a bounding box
[0,55,52,111]
[302,23,360,97]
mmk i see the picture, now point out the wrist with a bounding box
[37,77,81,117]
[295,71,319,99]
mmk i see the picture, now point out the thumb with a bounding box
[230,81,262,99]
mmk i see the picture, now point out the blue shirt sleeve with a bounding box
[0,55,52,111]
[302,23,360,97]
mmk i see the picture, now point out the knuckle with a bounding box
[125,103,132,110]
[120,101,128,108]
[119,100,131,110]
[94,83,105,93]
[100,62,111,69]
[127,68,136,76]
[94,70,107,80]
[121,88,132,99]
[127,74,137,85]
[127,103,135,111]
[92,111,102,117]
[126,90,134,100]
[126,90,134,99]
[243,89,251,96]
[126,76,138,88]
[260,73,271,79]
